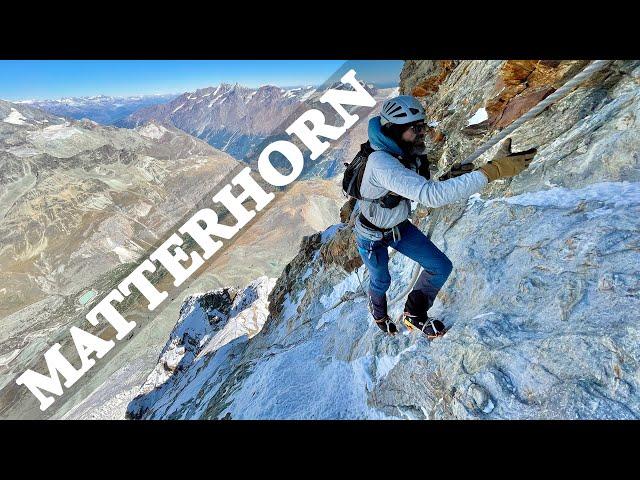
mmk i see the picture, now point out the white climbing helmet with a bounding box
[380,95,425,125]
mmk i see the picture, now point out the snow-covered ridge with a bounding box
[126,276,276,419]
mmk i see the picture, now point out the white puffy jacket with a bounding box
[354,149,488,240]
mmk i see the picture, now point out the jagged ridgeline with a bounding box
[121,84,320,162]
[115,60,640,420]
[120,82,396,180]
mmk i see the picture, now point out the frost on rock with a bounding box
[494,181,640,209]
[320,223,343,243]
[128,60,640,420]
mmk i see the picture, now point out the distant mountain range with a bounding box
[17,94,178,126]
[16,81,396,174]
[121,82,396,176]
[120,83,318,160]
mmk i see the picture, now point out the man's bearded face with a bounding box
[400,122,427,153]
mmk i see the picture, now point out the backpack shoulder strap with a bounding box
[361,140,374,153]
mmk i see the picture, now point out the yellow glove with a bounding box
[480,138,537,182]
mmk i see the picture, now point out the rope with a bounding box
[388,262,421,308]
[387,60,612,308]
[458,60,612,166]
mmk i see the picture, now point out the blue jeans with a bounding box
[355,219,453,320]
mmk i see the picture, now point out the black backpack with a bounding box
[342,141,377,202]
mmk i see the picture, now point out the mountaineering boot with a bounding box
[367,291,397,335]
[374,315,398,335]
[403,312,446,339]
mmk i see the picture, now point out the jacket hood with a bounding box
[368,116,403,156]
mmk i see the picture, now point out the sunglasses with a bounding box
[407,122,426,134]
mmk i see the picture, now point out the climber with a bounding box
[351,95,537,337]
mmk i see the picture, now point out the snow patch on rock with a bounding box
[36,123,80,141]
[138,123,169,139]
[494,181,640,209]
[3,107,27,125]
[467,107,488,126]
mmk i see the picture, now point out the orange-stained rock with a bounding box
[486,86,519,124]
[409,60,457,98]
[527,62,564,88]
[494,86,555,129]
[486,60,587,129]
[498,60,538,87]
[429,129,446,143]
[539,60,562,68]
[412,85,429,97]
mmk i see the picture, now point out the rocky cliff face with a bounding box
[126,60,640,419]
[123,276,276,420]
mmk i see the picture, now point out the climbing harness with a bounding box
[388,60,613,308]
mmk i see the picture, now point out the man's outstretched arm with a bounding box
[370,138,536,208]
[370,153,488,208]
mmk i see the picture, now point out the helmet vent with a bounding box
[388,104,402,115]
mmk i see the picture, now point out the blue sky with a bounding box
[0,60,403,101]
